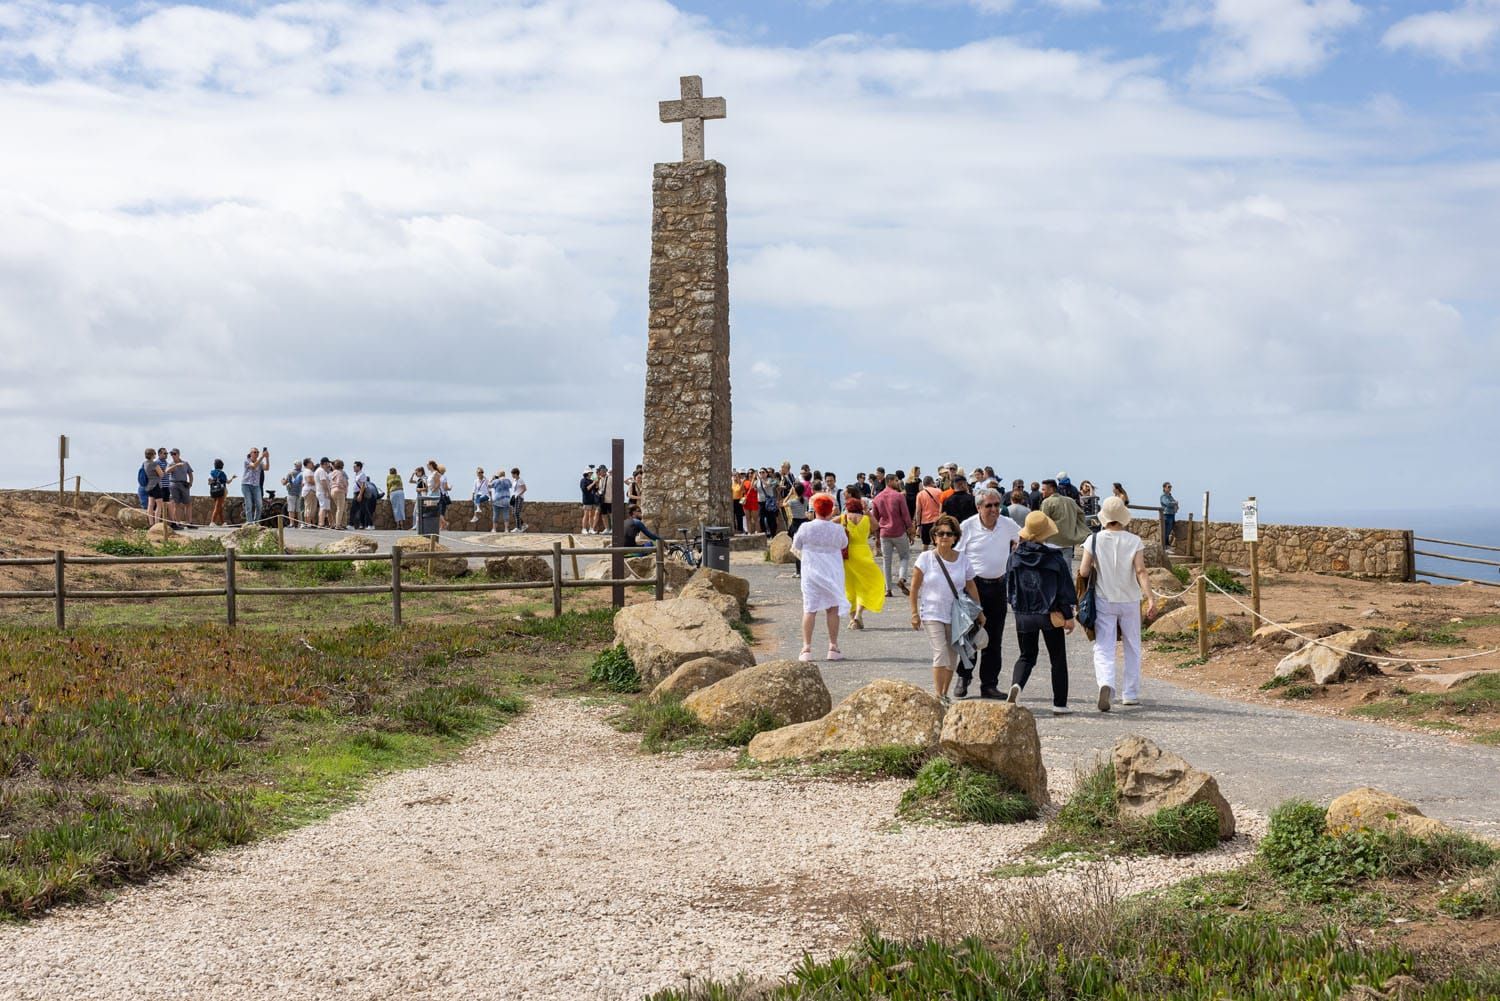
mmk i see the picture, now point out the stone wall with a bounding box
[1129,517,1414,581]
[640,159,733,536]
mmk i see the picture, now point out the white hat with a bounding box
[1100,496,1131,526]
[1057,470,1068,479]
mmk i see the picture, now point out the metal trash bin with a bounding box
[701,526,731,571]
[416,494,443,536]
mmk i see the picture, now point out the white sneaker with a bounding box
[1120,698,1140,706]
[1052,705,1074,716]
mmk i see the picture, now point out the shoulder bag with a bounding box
[934,554,987,671]
[1076,530,1101,640]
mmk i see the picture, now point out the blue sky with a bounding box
[1,0,1498,519]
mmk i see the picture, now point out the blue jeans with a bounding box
[1162,514,1176,549]
[242,483,263,524]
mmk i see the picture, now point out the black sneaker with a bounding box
[979,686,1003,700]
[952,676,971,699]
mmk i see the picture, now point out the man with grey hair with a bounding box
[954,486,1021,699]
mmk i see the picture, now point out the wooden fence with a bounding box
[0,542,665,630]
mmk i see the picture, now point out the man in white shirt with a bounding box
[955,487,1021,699]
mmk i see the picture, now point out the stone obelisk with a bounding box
[642,75,733,535]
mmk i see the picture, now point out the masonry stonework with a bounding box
[1130,519,1414,581]
[641,160,733,535]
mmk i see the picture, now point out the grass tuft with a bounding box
[586,644,642,693]
[898,758,1037,825]
[610,696,705,753]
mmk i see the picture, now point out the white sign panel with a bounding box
[1242,499,1259,543]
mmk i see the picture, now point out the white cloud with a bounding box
[1384,2,1500,64]
[1172,0,1364,84]
[0,0,1496,507]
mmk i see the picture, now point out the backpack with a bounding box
[208,471,227,498]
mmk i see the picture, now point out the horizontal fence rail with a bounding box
[1413,537,1500,587]
[0,540,664,629]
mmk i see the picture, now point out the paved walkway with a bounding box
[734,558,1500,838]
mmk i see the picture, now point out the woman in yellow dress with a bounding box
[839,496,886,629]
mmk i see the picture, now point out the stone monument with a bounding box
[641,75,733,535]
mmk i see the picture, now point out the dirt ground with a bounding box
[1143,568,1500,744]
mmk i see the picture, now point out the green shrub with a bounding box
[1281,683,1317,700]
[391,684,521,738]
[1140,802,1222,855]
[723,709,782,747]
[899,758,1037,825]
[1204,564,1247,594]
[1055,761,1118,834]
[1440,866,1500,919]
[93,536,153,557]
[1039,762,1221,857]
[823,744,930,780]
[610,696,704,753]
[1259,675,1291,691]
[291,559,353,583]
[1170,563,1191,585]
[587,644,641,693]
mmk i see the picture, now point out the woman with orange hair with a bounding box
[790,492,849,662]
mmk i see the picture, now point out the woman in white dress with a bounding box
[790,493,849,663]
[1079,496,1157,711]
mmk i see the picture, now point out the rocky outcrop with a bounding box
[685,567,749,615]
[320,534,378,555]
[746,680,944,762]
[1145,606,1248,648]
[937,701,1049,806]
[484,555,551,582]
[650,656,746,701]
[768,532,796,564]
[1274,628,1382,685]
[117,507,151,529]
[392,537,468,578]
[1112,735,1235,839]
[613,598,755,686]
[684,659,831,731]
[1327,787,1450,839]
[1253,621,1349,648]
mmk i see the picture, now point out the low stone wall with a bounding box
[1130,518,1413,581]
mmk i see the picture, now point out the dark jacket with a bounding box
[942,490,977,523]
[1006,540,1078,619]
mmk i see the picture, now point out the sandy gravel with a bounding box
[0,700,1257,1001]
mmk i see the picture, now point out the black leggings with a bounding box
[1013,623,1069,708]
[788,517,806,573]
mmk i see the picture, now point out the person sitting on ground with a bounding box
[791,493,849,663]
[909,514,984,705]
[622,505,661,549]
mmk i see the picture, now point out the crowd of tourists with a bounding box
[782,461,1179,715]
[133,447,530,533]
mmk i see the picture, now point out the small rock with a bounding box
[937,701,1049,806]
[1146,606,1248,648]
[392,537,468,577]
[1275,628,1383,685]
[747,680,944,762]
[650,656,747,701]
[1252,621,1349,647]
[614,598,755,686]
[484,555,551,582]
[1112,734,1235,839]
[767,532,796,565]
[1327,787,1450,839]
[684,659,831,731]
[1410,671,1481,692]
[117,507,151,530]
[319,534,379,555]
[1361,608,1379,619]
[146,521,174,542]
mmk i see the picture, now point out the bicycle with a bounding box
[664,528,703,569]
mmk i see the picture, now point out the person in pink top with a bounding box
[871,473,914,597]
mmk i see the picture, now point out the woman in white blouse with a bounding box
[1078,496,1156,712]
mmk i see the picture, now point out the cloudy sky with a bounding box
[1,0,1497,517]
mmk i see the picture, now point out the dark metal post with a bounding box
[655,544,665,601]
[54,549,66,630]
[225,547,237,626]
[552,542,563,618]
[611,437,625,610]
[391,546,402,627]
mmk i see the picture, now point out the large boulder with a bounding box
[1145,567,1187,595]
[768,532,796,564]
[1139,541,1169,570]
[684,659,831,731]
[1146,606,1248,648]
[613,597,755,686]
[937,701,1049,806]
[1275,628,1383,685]
[93,497,119,516]
[1112,735,1235,839]
[117,507,151,529]
[392,537,468,578]
[650,656,747,701]
[320,534,378,555]
[686,567,750,615]
[1253,621,1349,648]
[146,521,174,543]
[484,555,551,582]
[678,579,741,623]
[747,680,944,762]
[1326,787,1450,839]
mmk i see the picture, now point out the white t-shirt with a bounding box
[1084,529,1143,603]
[915,549,975,624]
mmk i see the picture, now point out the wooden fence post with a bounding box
[1196,573,1209,663]
[566,535,580,582]
[551,542,564,618]
[391,546,402,628]
[225,547,237,626]
[1250,540,1261,619]
[54,549,66,630]
[73,475,82,509]
[1201,491,1211,568]
[655,545,665,601]
[277,515,286,554]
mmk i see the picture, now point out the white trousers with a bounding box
[1092,599,1142,700]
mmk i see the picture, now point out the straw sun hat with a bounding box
[1019,511,1058,542]
[1099,496,1132,526]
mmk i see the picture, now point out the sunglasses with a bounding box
[979,503,1000,509]
[933,531,957,538]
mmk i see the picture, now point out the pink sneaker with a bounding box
[798,647,814,662]
[826,648,845,662]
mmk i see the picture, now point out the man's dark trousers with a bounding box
[957,576,1009,691]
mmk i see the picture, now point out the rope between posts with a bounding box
[1199,574,1500,666]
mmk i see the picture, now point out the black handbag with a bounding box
[1077,530,1101,635]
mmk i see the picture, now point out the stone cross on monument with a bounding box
[658,75,727,162]
[641,76,734,536]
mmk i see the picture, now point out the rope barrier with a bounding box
[1199,574,1500,666]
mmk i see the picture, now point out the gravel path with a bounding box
[0,700,1255,1000]
[734,558,1500,839]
